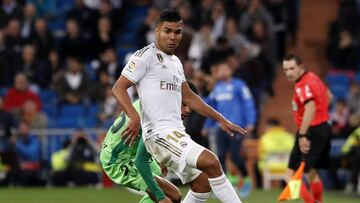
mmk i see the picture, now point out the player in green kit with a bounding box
[100,99,181,203]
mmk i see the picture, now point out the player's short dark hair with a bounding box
[266,118,281,126]
[159,8,182,23]
[187,81,198,95]
[283,54,302,65]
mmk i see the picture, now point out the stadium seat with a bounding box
[325,73,350,100]
[0,87,8,97]
[39,89,58,104]
[262,152,289,190]
[56,116,83,128]
[355,72,360,83]
[59,104,86,118]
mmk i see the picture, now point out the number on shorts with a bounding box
[166,131,185,143]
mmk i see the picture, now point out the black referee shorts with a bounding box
[288,122,331,173]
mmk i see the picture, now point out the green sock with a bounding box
[139,195,155,203]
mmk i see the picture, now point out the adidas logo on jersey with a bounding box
[161,65,168,69]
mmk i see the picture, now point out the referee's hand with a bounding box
[298,137,310,154]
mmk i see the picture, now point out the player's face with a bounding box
[155,21,183,55]
[283,59,303,82]
[181,104,191,120]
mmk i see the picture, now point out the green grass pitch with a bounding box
[0,187,358,203]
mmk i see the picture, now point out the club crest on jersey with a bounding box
[156,53,164,63]
[126,61,136,73]
[180,141,188,148]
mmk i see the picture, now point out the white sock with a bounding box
[208,174,242,203]
[182,190,211,203]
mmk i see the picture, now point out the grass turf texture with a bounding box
[0,187,358,203]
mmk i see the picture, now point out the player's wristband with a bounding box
[297,132,307,138]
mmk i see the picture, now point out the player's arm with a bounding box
[298,100,316,154]
[112,75,140,145]
[181,82,246,135]
[327,89,333,104]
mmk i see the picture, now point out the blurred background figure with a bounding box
[202,61,256,197]
[13,121,43,186]
[257,118,294,190]
[67,130,100,186]
[3,73,42,117]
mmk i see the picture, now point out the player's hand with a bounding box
[121,114,141,146]
[159,197,172,203]
[219,119,247,136]
[201,129,209,137]
[298,137,310,154]
[161,166,168,177]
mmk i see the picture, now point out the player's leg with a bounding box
[287,139,314,203]
[135,138,181,203]
[229,134,251,197]
[183,172,211,203]
[194,148,242,203]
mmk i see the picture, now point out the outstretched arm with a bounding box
[181,82,247,135]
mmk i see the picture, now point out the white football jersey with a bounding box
[122,43,186,139]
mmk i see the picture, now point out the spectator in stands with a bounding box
[201,36,235,74]
[330,99,350,137]
[239,0,274,35]
[257,118,294,178]
[248,19,277,65]
[95,48,119,83]
[98,85,117,127]
[51,140,71,186]
[342,127,360,194]
[0,0,23,28]
[0,95,17,186]
[347,81,360,115]
[211,0,226,40]
[20,44,49,88]
[21,100,47,129]
[88,71,111,103]
[3,19,23,85]
[68,130,100,186]
[328,29,359,71]
[21,3,36,40]
[48,49,63,84]
[91,17,115,58]
[29,18,55,62]
[14,121,43,186]
[66,0,96,39]
[0,96,15,137]
[4,73,42,116]
[225,18,252,55]
[96,0,121,32]
[60,19,87,61]
[202,61,256,197]
[55,56,89,104]
[188,21,214,69]
[137,7,160,48]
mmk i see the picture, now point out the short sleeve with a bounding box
[121,55,147,84]
[295,84,314,104]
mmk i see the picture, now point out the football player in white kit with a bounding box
[112,9,246,203]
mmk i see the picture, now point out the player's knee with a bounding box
[202,156,222,177]
[168,187,182,203]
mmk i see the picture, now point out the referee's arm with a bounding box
[299,100,316,135]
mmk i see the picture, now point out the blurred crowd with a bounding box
[0,0,358,195]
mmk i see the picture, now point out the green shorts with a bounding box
[101,156,161,192]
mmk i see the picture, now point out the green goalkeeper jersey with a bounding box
[100,101,141,165]
[100,100,165,201]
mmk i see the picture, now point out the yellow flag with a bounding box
[278,161,305,201]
